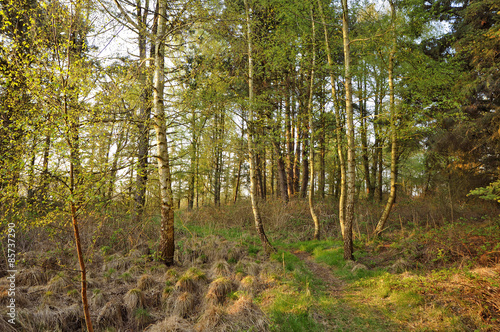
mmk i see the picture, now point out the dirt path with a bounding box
[292,250,344,297]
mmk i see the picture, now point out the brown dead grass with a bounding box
[171,291,196,317]
[239,275,258,294]
[90,289,106,308]
[210,259,231,278]
[124,288,145,314]
[0,316,16,332]
[137,274,157,291]
[102,253,131,273]
[47,274,74,294]
[226,294,269,331]
[206,277,234,306]
[18,303,83,332]
[17,267,48,286]
[96,301,125,329]
[194,305,228,332]
[145,315,194,332]
[175,275,198,293]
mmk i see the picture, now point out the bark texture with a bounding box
[153,0,175,265]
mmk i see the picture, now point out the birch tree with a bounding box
[341,0,355,260]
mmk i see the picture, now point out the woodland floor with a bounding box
[1,199,500,331]
[292,250,344,297]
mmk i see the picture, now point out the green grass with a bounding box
[178,214,500,332]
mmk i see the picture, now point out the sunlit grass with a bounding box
[178,213,500,332]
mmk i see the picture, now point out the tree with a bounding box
[307,4,320,240]
[244,0,274,254]
[152,0,175,265]
[341,0,355,261]
[317,0,346,237]
[374,0,398,237]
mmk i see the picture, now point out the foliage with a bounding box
[468,180,500,203]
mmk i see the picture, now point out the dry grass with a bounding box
[162,286,174,305]
[47,274,74,294]
[234,271,246,281]
[145,315,194,332]
[226,294,269,331]
[194,305,228,332]
[17,303,83,332]
[127,264,146,276]
[175,275,198,293]
[124,288,145,314]
[186,267,207,282]
[246,262,260,276]
[137,274,157,291]
[90,289,106,308]
[0,316,16,332]
[210,259,231,278]
[259,261,280,282]
[128,242,150,258]
[174,267,207,295]
[206,277,233,306]
[163,267,179,282]
[102,253,131,273]
[17,251,39,267]
[17,267,48,286]
[96,301,124,329]
[239,275,258,294]
[132,307,154,329]
[170,291,196,317]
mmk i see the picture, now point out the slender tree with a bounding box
[317,0,347,237]
[153,0,175,265]
[307,5,320,240]
[341,0,355,260]
[244,0,274,254]
[374,0,398,237]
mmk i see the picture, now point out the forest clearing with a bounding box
[1,0,499,330]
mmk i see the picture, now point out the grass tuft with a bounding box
[206,277,234,306]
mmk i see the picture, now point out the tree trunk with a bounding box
[188,130,196,210]
[307,6,320,240]
[67,101,93,332]
[153,0,175,265]
[370,73,381,200]
[318,86,326,199]
[233,158,242,203]
[39,133,51,201]
[359,68,371,198]
[213,111,223,207]
[300,134,309,198]
[317,0,346,237]
[341,0,355,261]
[134,0,151,222]
[271,139,289,203]
[285,85,294,198]
[233,123,244,203]
[293,116,301,195]
[374,0,397,237]
[244,0,274,254]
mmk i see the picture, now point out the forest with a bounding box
[0,0,499,330]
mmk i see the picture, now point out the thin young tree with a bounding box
[341,0,355,260]
[243,0,274,254]
[307,5,320,240]
[317,0,347,237]
[374,0,398,237]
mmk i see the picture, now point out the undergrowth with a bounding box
[1,198,499,331]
